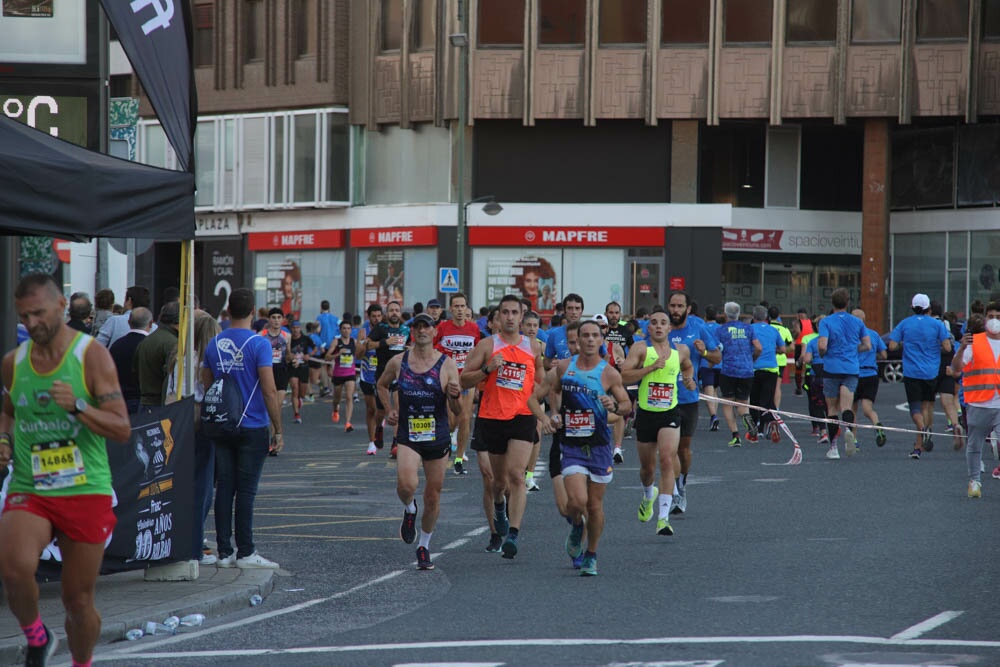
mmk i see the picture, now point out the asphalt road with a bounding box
[83,380,1000,667]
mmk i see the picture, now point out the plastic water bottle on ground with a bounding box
[163,616,180,630]
[144,621,176,636]
[249,594,263,607]
[180,614,205,627]
[125,629,144,641]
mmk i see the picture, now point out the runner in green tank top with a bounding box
[0,274,131,666]
[621,309,696,538]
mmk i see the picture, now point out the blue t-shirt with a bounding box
[669,320,719,404]
[534,328,548,345]
[858,327,886,378]
[751,322,783,371]
[805,336,824,372]
[818,311,867,376]
[202,328,273,429]
[308,332,326,354]
[545,326,571,360]
[16,323,28,345]
[316,312,340,348]
[888,314,950,380]
[717,321,757,379]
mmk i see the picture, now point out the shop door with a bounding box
[762,263,813,317]
[630,259,663,316]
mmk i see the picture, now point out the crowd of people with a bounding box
[2,275,999,666]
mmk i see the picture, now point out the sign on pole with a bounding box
[439,267,459,293]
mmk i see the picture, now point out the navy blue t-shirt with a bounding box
[717,321,757,379]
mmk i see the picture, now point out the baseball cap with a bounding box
[412,313,436,326]
[426,298,442,308]
[592,314,609,325]
[911,293,930,310]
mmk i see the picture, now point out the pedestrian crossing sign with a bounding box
[439,267,459,293]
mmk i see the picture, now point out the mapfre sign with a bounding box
[469,226,664,247]
[350,226,438,248]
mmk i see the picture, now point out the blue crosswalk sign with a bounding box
[439,267,459,293]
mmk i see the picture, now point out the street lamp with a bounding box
[453,0,470,292]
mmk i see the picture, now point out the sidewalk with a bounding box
[0,564,275,665]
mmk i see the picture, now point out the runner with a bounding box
[305,322,326,399]
[552,320,631,576]
[701,305,723,431]
[749,306,785,444]
[952,310,1000,497]
[326,321,357,434]
[519,310,546,492]
[0,274,132,667]
[603,302,635,462]
[800,319,828,442]
[768,306,794,410]
[461,295,554,559]
[358,304,384,454]
[666,291,720,514]
[715,302,762,447]
[817,288,870,460]
[793,308,814,395]
[887,293,953,459]
[287,320,314,424]
[433,293,481,475]
[261,308,291,453]
[472,306,504,552]
[365,301,411,459]
[544,293,586,366]
[851,309,888,447]
[930,301,963,448]
[620,308,697,537]
[377,314,463,569]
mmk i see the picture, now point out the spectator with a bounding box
[219,309,232,331]
[67,292,92,333]
[134,301,180,407]
[95,285,151,347]
[109,307,153,414]
[92,288,115,335]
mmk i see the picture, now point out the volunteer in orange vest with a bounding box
[793,307,814,395]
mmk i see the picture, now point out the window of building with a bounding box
[852,0,901,42]
[326,113,351,202]
[725,0,773,44]
[699,122,766,208]
[540,0,586,46]
[917,0,969,40]
[412,0,436,50]
[786,0,837,43]
[194,3,214,67]
[381,0,402,51]
[765,126,800,208]
[245,0,265,62]
[478,0,525,46]
[662,0,710,44]
[599,0,647,45]
[292,113,318,203]
[799,124,863,211]
[957,123,1000,206]
[242,116,268,208]
[295,0,316,58]
[985,0,1000,39]
[891,126,955,209]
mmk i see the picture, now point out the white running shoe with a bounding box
[201,553,218,566]
[236,552,280,569]
[613,447,624,464]
[844,430,857,457]
[826,445,840,460]
[217,554,236,568]
[366,443,377,456]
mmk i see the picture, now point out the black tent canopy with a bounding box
[0,115,194,241]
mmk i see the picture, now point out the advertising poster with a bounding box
[364,249,405,309]
[266,256,302,321]
[3,0,54,18]
[486,251,561,324]
[199,240,243,318]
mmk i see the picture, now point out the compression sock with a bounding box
[418,530,432,549]
[843,410,855,427]
[657,493,673,520]
[21,616,46,647]
[827,417,839,441]
[494,501,506,515]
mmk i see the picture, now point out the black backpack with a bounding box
[201,335,259,438]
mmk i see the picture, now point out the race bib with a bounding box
[389,335,406,351]
[496,362,527,391]
[31,440,87,491]
[647,382,674,409]
[454,351,468,371]
[339,352,354,367]
[272,348,283,364]
[564,410,595,438]
[408,415,436,443]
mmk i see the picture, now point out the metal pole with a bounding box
[0,237,18,354]
[455,0,468,292]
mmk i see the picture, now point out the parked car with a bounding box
[878,333,903,383]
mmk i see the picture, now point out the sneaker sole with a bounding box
[501,541,518,559]
[657,525,674,536]
[579,569,597,576]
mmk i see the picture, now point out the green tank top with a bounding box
[9,333,113,497]
[638,343,680,412]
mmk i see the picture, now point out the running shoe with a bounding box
[637,486,657,522]
[501,533,518,559]
[494,504,509,537]
[742,414,758,439]
[745,432,759,444]
[875,423,887,447]
[709,416,720,432]
[293,413,302,424]
[485,533,503,553]
[769,422,781,443]
[656,518,674,536]
[268,447,278,457]
[332,409,340,423]
[909,448,921,460]
[579,555,598,576]
[526,477,540,492]
[25,624,56,667]
[389,444,398,460]
[826,444,840,460]
[613,447,624,464]
[571,553,585,569]
[818,432,830,445]
[416,546,434,570]
[216,554,236,568]
[454,459,466,475]
[236,551,280,569]
[968,480,982,499]
[400,502,417,544]
[345,422,354,433]
[922,427,934,452]
[566,522,584,558]
[945,421,954,433]
[366,443,377,456]
[727,436,741,447]
[672,487,687,514]
[993,465,1000,480]
[844,429,857,457]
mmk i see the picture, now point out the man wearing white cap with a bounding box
[888,293,953,459]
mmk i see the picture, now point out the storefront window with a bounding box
[722,260,861,317]
[255,251,346,325]
[565,248,627,313]
[600,0,647,45]
[970,230,1000,309]
[472,248,563,323]
[540,0,586,46]
[762,263,813,314]
[662,0,711,44]
[786,0,837,43]
[852,0,901,43]
[891,233,945,326]
[358,247,436,313]
[725,0,773,44]
[722,260,762,313]
[478,0,525,46]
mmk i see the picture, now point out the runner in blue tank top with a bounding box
[550,320,631,576]
[376,314,463,571]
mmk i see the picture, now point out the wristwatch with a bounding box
[70,397,88,416]
[481,363,491,375]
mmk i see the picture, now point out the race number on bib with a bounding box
[31,440,87,490]
[272,348,283,364]
[339,352,354,367]
[454,351,468,371]
[647,382,674,409]
[496,362,527,391]
[564,410,596,438]
[408,416,436,443]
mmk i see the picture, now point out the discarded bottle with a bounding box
[179,614,205,627]
[249,594,263,607]
[125,629,144,641]
[144,621,177,636]
[163,616,181,630]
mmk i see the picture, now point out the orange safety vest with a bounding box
[478,334,536,420]
[794,317,814,345]
[961,333,1000,404]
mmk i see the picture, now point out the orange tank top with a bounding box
[479,334,536,420]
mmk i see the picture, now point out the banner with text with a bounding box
[486,250,562,323]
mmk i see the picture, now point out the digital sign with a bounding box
[0,0,99,78]
[1,94,87,146]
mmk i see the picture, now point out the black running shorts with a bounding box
[635,406,681,443]
[904,377,937,404]
[477,415,536,455]
[719,374,752,401]
[678,401,699,438]
[548,431,562,478]
[856,375,880,403]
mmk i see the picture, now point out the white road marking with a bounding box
[443,538,470,550]
[607,662,724,667]
[97,633,1000,662]
[394,663,505,667]
[752,478,788,483]
[464,526,490,537]
[889,611,964,640]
